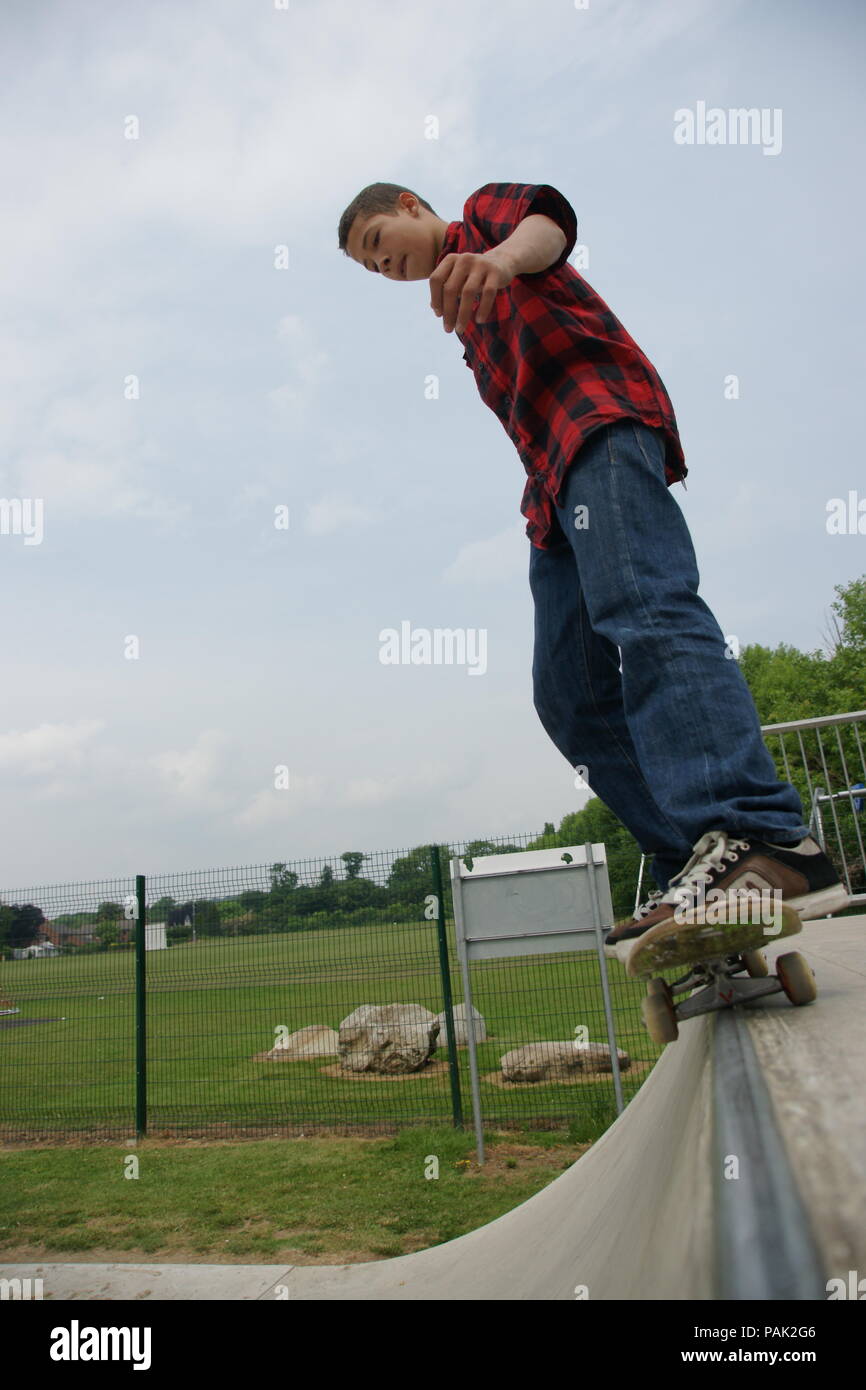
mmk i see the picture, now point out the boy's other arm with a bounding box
[430,215,567,334]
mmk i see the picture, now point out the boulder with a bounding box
[339,1004,439,1074]
[434,1003,486,1046]
[501,1040,630,1083]
[265,1025,339,1060]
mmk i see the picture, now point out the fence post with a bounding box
[430,845,464,1130]
[135,874,147,1138]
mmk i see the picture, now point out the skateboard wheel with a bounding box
[742,950,769,978]
[776,951,817,1005]
[641,990,679,1044]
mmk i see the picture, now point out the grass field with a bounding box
[0,917,661,1140]
[0,1127,600,1264]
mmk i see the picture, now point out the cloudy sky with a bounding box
[1,0,863,894]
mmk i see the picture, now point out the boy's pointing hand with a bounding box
[429,250,514,335]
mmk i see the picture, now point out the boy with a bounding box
[338,180,848,950]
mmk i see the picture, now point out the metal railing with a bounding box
[634,709,866,910]
[764,710,866,905]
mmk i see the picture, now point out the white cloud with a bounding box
[151,730,230,802]
[234,771,328,828]
[234,760,457,827]
[304,492,379,535]
[3,364,188,524]
[442,523,526,584]
[0,720,104,775]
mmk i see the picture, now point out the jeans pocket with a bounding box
[628,421,665,478]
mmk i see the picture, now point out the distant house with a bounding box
[43,922,96,946]
[11,941,59,960]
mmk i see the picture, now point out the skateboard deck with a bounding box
[627,900,802,979]
[625,901,816,1044]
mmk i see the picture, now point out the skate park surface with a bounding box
[4,914,864,1301]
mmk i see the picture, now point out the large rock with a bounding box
[265,1025,339,1060]
[501,1040,630,1083]
[339,1004,439,1074]
[434,1003,486,1046]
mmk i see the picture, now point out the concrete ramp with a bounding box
[276,1003,714,1301]
[270,914,866,1301]
[3,915,864,1301]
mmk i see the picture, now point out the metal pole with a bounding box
[633,853,646,916]
[430,845,464,1131]
[584,844,624,1116]
[135,874,147,1138]
[451,855,485,1165]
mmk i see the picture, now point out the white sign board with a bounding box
[448,842,623,1164]
[450,843,613,960]
[145,921,167,951]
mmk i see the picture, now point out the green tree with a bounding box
[238,890,269,915]
[341,852,365,879]
[826,575,866,703]
[191,899,222,936]
[96,901,124,922]
[334,876,385,913]
[528,800,644,921]
[150,895,177,920]
[0,903,45,952]
[463,839,520,859]
[386,846,433,906]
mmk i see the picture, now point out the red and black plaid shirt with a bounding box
[434,183,687,548]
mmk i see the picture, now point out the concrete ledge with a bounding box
[745,916,866,1282]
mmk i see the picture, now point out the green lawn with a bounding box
[0,1127,595,1264]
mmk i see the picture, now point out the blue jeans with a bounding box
[529,419,810,892]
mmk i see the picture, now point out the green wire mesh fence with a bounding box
[0,835,657,1142]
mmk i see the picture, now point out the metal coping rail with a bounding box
[760,709,866,734]
[711,1006,827,1300]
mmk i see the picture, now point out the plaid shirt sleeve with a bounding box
[462,183,578,275]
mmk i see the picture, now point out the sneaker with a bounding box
[604,828,849,956]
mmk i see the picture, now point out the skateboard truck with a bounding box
[642,949,816,1043]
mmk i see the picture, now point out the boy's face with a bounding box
[346,193,441,281]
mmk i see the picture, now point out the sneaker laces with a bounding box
[660,830,752,907]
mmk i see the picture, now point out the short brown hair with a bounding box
[338,182,437,254]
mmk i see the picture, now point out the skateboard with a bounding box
[626,901,817,1044]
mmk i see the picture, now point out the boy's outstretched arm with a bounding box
[430,214,567,335]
